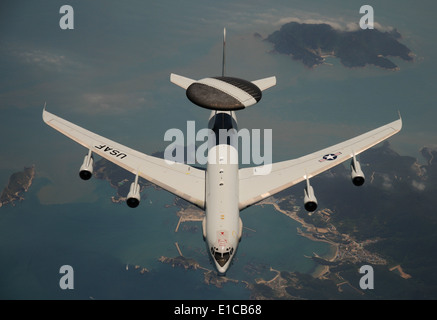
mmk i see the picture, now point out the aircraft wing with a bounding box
[238,117,402,210]
[42,108,205,209]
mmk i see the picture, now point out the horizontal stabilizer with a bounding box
[170,73,196,90]
[252,76,276,91]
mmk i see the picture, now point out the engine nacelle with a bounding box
[79,153,94,180]
[304,183,318,212]
[126,181,141,208]
[351,157,365,186]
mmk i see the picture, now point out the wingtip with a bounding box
[42,102,50,123]
[393,110,403,131]
[397,110,403,127]
[42,102,46,118]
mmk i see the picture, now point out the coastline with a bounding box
[258,198,338,261]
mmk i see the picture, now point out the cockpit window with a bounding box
[211,246,234,267]
[214,251,230,267]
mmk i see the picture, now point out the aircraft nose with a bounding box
[209,244,234,275]
[212,246,233,267]
[216,263,229,276]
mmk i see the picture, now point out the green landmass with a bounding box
[265,22,413,69]
[0,166,35,207]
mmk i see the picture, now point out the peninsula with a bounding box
[265,22,413,70]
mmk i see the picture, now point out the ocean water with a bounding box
[0,174,332,299]
[1,0,437,299]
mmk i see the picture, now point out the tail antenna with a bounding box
[222,28,226,77]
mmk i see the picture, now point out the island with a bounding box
[158,255,241,289]
[0,165,35,207]
[158,256,200,270]
[265,22,413,70]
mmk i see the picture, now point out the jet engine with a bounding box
[126,182,140,208]
[79,151,93,180]
[351,155,365,186]
[304,177,318,212]
[126,174,141,208]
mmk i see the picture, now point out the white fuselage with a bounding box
[203,111,241,275]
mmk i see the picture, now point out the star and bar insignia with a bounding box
[319,152,342,162]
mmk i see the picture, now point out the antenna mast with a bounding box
[222,28,226,77]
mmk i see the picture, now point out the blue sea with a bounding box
[0,175,332,299]
[1,0,436,299]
